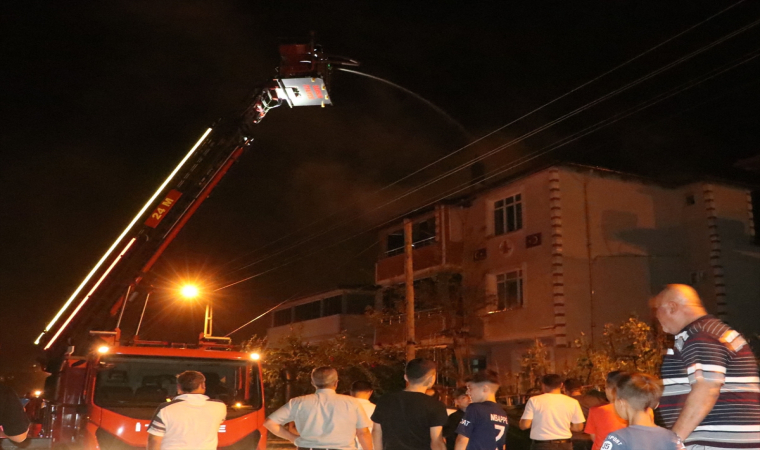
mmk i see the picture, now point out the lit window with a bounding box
[495,269,523,310]
[494,194,522,235]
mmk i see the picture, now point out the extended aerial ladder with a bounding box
[36,40,357,362]
[15,40,356,450]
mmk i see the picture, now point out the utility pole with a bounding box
[404,218,416,362]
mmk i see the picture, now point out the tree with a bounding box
[519,316,667,392]
[243,332,405,411]
[569,316,668,388]
[519,338,552,391]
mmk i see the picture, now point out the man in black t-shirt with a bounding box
[444,387,471,450]
[0,384,30,443]
[455,370,507,450]
[372,359,448,450]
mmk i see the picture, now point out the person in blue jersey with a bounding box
[600,373,684,450]
[455,370,508,450]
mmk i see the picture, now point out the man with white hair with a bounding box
[652,284,760,450]
[265,366,373,450]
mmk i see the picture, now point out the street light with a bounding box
[179,284,214,338]
[180,285,199,299]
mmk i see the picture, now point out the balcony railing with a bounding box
[376,240,463,282]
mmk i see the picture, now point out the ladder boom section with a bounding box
[37,40,355,357]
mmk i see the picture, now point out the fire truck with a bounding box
[12,40,357,450]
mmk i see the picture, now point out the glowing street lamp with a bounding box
[179,284,214,338]
[180,284,200,299]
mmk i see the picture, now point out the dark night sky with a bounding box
[2,1,759,392]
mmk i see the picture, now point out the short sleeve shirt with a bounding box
[268,389,371,450]
[520,393,585,440]
[372,391,449,450]
[147,394,226,450]
[0,384,30,438]
[601,425,683,450]
[658,315,760,448]
[584,404,626,450]
[455,401,508,450]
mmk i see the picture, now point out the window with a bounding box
[385,217,437,256]
[494,194,523,235]
[294,301,321,322]
[346,294,374,315]
[386,230,405,256]
[95,355,261,412]
[273,309,292,326]
[322,296,343,316]
[495,269,523,310]
[412,218,437,248]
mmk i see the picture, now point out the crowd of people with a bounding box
[1,284,758,450]
[264,285,760,450]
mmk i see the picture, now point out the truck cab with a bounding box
[42,344,265,450]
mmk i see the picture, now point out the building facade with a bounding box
[374,164,759,383]
[266,287,377,346]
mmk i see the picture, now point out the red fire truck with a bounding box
[15,40,357,450]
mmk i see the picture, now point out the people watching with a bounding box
[443,387,471,450]
[265,366,373,450]
[584,371,628,450]
[600,373,684,450]
[351,380,376,450]
[653,284,760,449]
[520,374,585,450]
[372,358,448,450]
[455,370,508,450]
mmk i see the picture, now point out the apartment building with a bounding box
[374,163,759,377]
[266,287,377,346]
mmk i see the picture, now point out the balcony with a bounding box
[373,308,452,347]
[267,314,371,346]
[375,240,463,284]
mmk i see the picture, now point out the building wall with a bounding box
[705,184,760,336]
[371,165,760,372]
[459,169,557,343]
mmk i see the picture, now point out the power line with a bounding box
[216,46,760,292]
[220,12,760,278]
[222,239,380,336]
[217,1,744,272]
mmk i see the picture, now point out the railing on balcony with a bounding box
[376,240,463,282]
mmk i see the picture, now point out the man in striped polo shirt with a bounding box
[653,284,760,449]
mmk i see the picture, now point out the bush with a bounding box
[243,333,405,412]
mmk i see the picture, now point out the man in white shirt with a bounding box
[147,371,227,450]
[519,374,585,450]
[265,366,373,450]
[351,381,376,450]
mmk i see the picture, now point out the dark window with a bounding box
[412,218,436,249]
[495,269,523,310]
[494,194,523,235]
[385,218,437,257]
[294,301,321,322]
[471,357,487,373]
[273,309,292,327]
[322,296,343,316]
[386,230,404,256]
[685,194,696,206]
[95,355,261,411]
[346,294,374,315]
